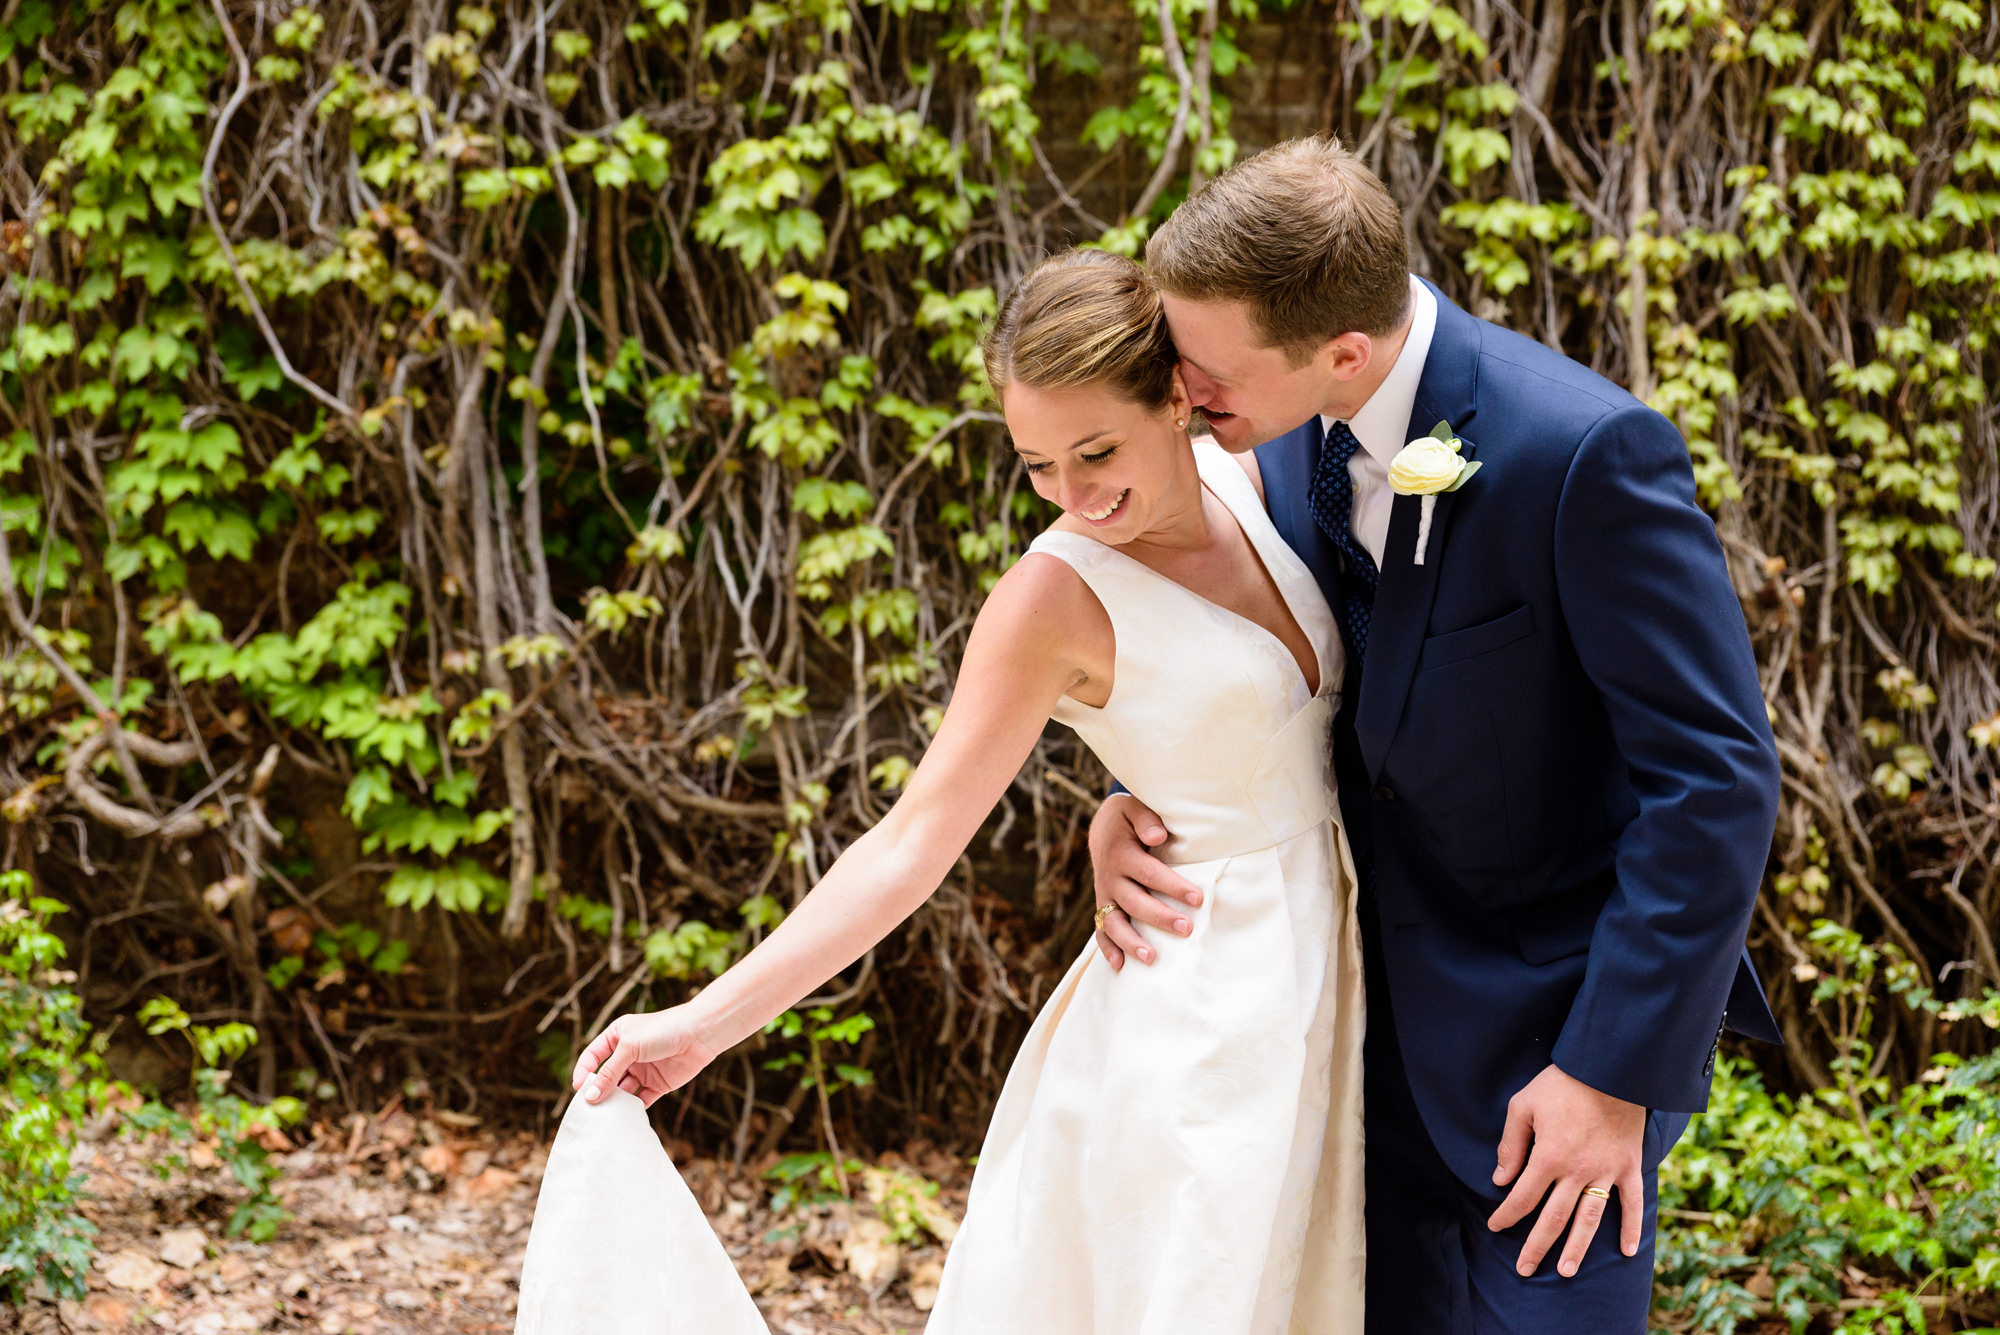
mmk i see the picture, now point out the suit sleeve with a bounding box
[1548,405,1780,1112]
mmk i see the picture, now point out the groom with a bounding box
[1086,137,1781,1332]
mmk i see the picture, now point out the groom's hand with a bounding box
[1088,794,1201,969]
[1488,1063,1647,1278]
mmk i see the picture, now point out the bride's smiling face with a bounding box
[1003,372,1194,542]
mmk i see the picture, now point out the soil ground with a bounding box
[0,1103,1842,1335]
[1,1097,965,1335]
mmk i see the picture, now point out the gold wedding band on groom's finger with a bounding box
[1583,1185,1612,1200]
[1093,902,1118,931]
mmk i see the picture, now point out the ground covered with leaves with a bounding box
[1,1099,962,1335]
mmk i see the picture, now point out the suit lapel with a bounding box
[1354,281,1483,781]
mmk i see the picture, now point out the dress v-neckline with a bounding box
[1045,469,1327,703]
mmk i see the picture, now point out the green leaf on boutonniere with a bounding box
[1442,459,1482,493]
[1428,420,1454,442]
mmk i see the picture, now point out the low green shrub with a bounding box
[1656,926,2000,1334]
[0,869,115,1303]
[125,997,306,1243]
[1,868,311,1302]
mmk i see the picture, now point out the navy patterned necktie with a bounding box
[1309,418,1379,673]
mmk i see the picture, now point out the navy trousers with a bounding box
[1359,895,1687,1335]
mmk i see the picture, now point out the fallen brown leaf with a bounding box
[98,1249,165,1292]
[460,1166,519,1202]
[838,1213,901,1292]
[83,1293,132,1329]
[266,907,314,956]
[156,1226,207,1270]
[908,1257,944,1312]
[323,1236,378,1264]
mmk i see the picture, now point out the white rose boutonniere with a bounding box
[1388,420,1481,565]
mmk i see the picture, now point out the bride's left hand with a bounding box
[571,1006,721,1109]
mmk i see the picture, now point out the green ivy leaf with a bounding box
[162,502,257,560]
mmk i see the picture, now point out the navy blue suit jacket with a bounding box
[1254,281,1782,1194]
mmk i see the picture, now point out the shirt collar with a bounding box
[1320,276,1438,467]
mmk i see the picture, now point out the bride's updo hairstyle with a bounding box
[982,249,1178,411]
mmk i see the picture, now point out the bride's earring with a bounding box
[1177,418,1187,429]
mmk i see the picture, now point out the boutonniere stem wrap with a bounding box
[1387,421,1481,566]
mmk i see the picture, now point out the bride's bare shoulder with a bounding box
[983,547,1107,634]
[969,547,1114,683]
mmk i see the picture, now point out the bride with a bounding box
[514,248,1366,1334]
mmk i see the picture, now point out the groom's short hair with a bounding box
[1146,136,1410,364]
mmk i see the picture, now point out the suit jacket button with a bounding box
[1372,784,1397,802]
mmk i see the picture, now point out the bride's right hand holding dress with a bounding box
[572,1006,721,1110]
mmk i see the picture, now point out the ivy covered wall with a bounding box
[1,0,1996,1181]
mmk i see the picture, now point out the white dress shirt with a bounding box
[1319,276,1437,567]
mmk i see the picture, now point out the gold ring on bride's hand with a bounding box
[1093,902,1118,931]
[1583,1186,1612,1200]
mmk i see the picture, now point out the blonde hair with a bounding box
[1145,136,1410,362]
[982,249,1178,410]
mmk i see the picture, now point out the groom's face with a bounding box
[1159,295,1339,453]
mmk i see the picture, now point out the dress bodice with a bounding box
[1027,440,1346,865]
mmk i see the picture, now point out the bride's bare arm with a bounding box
[672,553,1101,1056]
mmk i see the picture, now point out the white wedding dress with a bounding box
[514,440,1366,1334]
